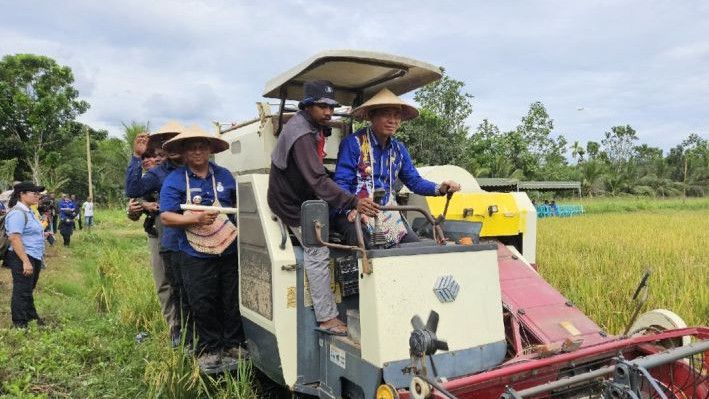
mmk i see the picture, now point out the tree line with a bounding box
[398,72,708,197]
[1,54,706,205]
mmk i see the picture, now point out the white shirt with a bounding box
[82,201,94,216]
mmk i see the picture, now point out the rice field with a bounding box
[537,208,709,334]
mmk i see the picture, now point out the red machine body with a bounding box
[398,244,709,399]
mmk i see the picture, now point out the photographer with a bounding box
[37,194,56,245]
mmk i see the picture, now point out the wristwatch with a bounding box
[435,183,443,196]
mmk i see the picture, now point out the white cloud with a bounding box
[1,0,707,151]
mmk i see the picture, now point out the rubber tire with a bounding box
[628,308,690,347]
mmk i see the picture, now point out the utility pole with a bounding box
[85,126,94,200]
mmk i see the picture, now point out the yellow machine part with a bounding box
[425,192,525,237]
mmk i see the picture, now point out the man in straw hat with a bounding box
[125,121,188,348]
[332,88,461,247]
[160,125,245,372]
[268,80,379,336]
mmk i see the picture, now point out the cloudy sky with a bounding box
[2,0,708,151]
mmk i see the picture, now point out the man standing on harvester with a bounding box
[267,80,379,336]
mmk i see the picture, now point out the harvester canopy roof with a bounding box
[263,50,443,106]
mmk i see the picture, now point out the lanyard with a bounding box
[365,128,395,203]
[184,168,221,207]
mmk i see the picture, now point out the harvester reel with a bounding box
[409,311,449,357]
[628,309,690,347]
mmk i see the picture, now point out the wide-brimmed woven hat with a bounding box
[148,120,185,148]
[162,124,229,154]
[351,88,419,121]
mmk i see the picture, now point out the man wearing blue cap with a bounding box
[268,80,379,335]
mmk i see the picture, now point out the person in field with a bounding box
[4,182,50,328]
[332,88,461,248]
[267,80,379,336]
[160,126,245,373]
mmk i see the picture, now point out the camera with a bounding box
[37,195,55,214]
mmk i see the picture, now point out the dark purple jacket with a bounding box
[267,112,357,227]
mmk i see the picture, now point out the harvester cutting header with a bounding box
[212,50,708,398]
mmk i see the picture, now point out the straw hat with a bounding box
[148,120,185,148]
[351,88,419,121]
[162,124,229,154]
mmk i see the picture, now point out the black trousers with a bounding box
[6,251,42,327]
[331,214,420,249]
[162,251,191,340]
[180,252,244,353]
[59,220,73,246]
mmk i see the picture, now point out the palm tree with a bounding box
[490,155,524,179]
[571,141,586,163]
[121,121,150,158]
[580,160,605,197]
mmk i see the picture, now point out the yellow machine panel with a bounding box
[425,192,525,237]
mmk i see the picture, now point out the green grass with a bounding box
[0,210,257,398]
[575,196,709,214]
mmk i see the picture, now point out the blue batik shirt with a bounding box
[58,199,75,220]
[125,156,181,252]
[159,162,237,259]
[333,127,437,213]
[6,203,45,261]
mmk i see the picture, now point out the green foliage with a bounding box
[0,53,136,206]
[397,71,472,166]
[0,158,18,189]
[577,196,709,213]
[395,69,706,197]
[0,54,89,183]
[601,125,638,165]
[122,121,149,158]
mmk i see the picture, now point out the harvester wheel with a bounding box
[410,376,432,399]
[628,309,690,347]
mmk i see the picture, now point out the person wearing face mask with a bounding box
[268,80,380,337]
[332,88,461,248]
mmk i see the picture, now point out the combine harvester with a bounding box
[214,50,708,399]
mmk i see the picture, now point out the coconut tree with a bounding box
[580,159,606,197]
[571,141,586,163]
